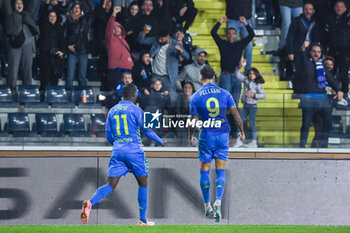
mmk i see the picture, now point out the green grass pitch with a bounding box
[1,225,350,233]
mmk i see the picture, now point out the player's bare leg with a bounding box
[135,175,154,226]
[200,161,213,217]
[81,177,120,224]
[213,159,227,222]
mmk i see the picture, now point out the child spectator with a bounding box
[115,71,137,100]
[132,51,153,93]
[142,78,169,112]
[234,62,266,148]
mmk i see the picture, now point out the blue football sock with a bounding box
[138,186,148,223]
[215,169,226,201]
[90,183,113,207]
[200,170,210,204]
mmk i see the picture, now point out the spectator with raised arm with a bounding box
[287,1,320,93]
[3,0,39,93]
[225,0,255,70]
[211,16,255,107]
[105,5,134,91]
[138,28,189,107]
[299,43,343,148]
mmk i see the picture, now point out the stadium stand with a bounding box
[35,113,59,137]
[191,0,312,148]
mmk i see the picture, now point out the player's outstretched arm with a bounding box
[136,108,163,146]
[188,116,198,146]
[229,106,245,141]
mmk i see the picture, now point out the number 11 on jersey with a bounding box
[114,114,129,135]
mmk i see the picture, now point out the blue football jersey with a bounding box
[190,83,236,134]
[105,100,163,155]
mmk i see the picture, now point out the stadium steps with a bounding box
[190,0,312,147]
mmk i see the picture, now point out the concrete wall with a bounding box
[1,156,350,225]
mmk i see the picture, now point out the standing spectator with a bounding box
[211,16,255,106]
[175,81,195,145]
[225,0,255,70]
[137,0,159,37]
[3,0,39,93]
[65,1,92,90]
[173,26,193,69]
[299,44,343,148]
[39,7,65,91]
[171,0,198,32]
[105,6,134,91]
[325,0,350,100]
[93,0,113,90]
[132,51,153,94]
[233,62,266,148]
[176,47,207,92]
[138,28,189,107]
[39,0,68,25]
[287,2,320,93]
[122,0,141,54]
[278,0,303,51]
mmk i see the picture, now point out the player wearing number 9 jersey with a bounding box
[189,66,245,222]
[80,84,163,226]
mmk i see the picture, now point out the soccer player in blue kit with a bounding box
[80,84,163,226]
[189,66,245,222]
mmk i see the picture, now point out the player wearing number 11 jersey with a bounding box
[80,84,163,226]
[189,66,245,222]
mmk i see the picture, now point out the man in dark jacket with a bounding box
[324,0,350,99]
[4,0,39,93]
[299,44,344,148]
[287,2,320,93]
[225,0,254,70]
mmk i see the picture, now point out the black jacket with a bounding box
[287,14,320,55]
[3,0,39,37]
[278,0,303,8]
[39,10,65,54]
[65,13,92,54]
[211,22,255,73]
[132,60,153,91]
[226,0,252,20]
[325,11,350,49]
[92,4,112,54]
[299,49,339,94]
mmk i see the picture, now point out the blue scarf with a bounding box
[301,17,315,42]
[315,60,329,91]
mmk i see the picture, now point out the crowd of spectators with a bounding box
[0,0,350,148]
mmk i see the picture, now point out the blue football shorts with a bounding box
[108,152,149,177]
[198,133,229,163]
